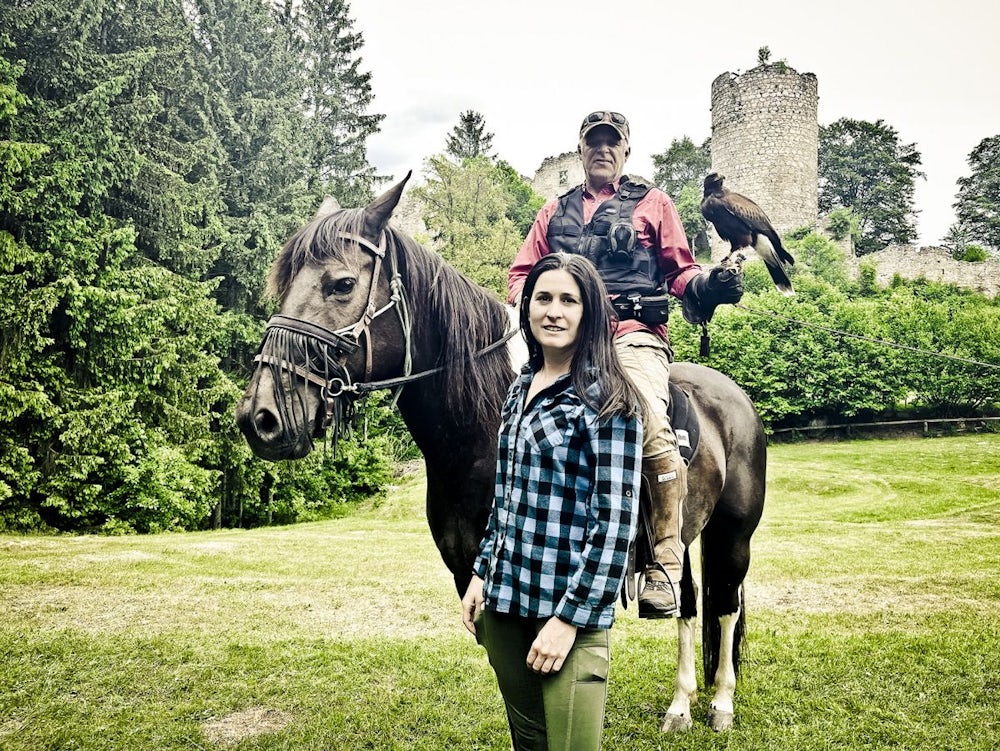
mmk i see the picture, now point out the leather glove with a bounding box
[681,265,744,324]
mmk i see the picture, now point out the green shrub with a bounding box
[958,244,989,262]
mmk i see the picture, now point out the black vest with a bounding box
[546,177,662,296]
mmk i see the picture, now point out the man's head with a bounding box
[578,111,630,191]
[579,110,630,144]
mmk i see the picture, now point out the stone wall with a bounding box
[709,63,819,261]
[530,152,585,201]
[848,245,1000,298]
[389,190,431,243]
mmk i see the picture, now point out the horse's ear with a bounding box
[364,171,412,237]
[314,195,340,219]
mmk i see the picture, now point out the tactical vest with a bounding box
[546,177,662,296]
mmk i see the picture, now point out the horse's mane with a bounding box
[269,207,515,432]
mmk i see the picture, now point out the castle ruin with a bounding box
[708,62,819,261]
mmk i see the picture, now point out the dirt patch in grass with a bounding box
[201,707,293,747]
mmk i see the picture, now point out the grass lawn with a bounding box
[2,434,999,750]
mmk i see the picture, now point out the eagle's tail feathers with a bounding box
[765,229,795,265]
[754,235,796,296]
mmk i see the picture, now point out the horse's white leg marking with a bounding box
[707,608,740,731]
[661,617,697,732]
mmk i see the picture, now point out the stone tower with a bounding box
[709,62,819,261]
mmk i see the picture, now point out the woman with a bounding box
[461,253,644,751]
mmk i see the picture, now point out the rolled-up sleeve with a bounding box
[635,190,701,298]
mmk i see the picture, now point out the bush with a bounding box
[958,244,989,262]
[825,207,861,242]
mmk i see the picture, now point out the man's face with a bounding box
[580,126,629,189]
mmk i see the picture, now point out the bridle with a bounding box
[252,228,516,433]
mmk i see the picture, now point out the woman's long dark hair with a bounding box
[519,253,644,422]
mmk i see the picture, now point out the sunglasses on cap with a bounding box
[579,111,630,141]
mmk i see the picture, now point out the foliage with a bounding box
[672,262,1000,431]
[652,136,711,198]
[651,136,711,254]
[411,155,537,297]
[948,134,1000,253]
[494,159,545,237]
[824,207,861,243]
[0,0,391,533]
[444,109,495,162]
[784,230,849,288]
[818,118,924,254]
[958,244,989,262]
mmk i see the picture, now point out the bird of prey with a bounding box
[700,172,795,296]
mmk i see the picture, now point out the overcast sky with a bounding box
[351,0,998,246]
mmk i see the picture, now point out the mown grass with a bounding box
[2,434,999,750]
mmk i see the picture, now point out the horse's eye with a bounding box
[323,277,356,298]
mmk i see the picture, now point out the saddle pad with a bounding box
[667,381,700,464]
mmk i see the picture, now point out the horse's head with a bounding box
[235,174,412,460]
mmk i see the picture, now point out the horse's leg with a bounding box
[701,519,752,732]
[660,549,698,732]
[660,617,697,732]
[706,606,741,731]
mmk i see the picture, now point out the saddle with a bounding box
[622,381,700,606]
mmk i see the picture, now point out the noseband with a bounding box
[253,229,408,433]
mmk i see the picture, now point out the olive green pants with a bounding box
[477,609,610,751]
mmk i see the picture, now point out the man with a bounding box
[508,110,743,618]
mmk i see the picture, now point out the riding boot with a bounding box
[637,450,687,619]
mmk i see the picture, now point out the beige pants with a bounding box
[614,331,678,459]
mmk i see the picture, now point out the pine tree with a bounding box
[0,0,390,531]
[445,110,495,162]
[948,135,1000,254]
[0,1,244,531]
[278,0,385,206]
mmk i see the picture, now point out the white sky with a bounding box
[351,0,999,246]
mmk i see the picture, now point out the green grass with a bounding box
[2,434,999,749]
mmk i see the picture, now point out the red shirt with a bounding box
[508,179,701,340]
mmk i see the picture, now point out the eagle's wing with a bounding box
[700,193,750,239]
[725,192,795,266]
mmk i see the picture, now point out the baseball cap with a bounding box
[579,111,630,143]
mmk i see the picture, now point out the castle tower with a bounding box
[709,62,819,261]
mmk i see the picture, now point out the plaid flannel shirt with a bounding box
[473,367,642,629]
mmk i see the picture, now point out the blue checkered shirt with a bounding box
[473,367,642,629]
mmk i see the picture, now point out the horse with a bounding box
[234,175,766,733]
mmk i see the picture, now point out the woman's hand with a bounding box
[527,617,578,674]
[461,575,485,636]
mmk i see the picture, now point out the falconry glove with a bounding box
[681,264,744,324]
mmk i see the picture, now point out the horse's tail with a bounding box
[700,549,746,683]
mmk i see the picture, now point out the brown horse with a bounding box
[234,176,766,732]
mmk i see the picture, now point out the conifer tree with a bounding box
[445,110,495,162]
[948,134,1000,254]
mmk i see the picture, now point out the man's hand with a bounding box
[681,264,744,324]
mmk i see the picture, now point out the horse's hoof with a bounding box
[707,708,735,731]
[660,712,693,732]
